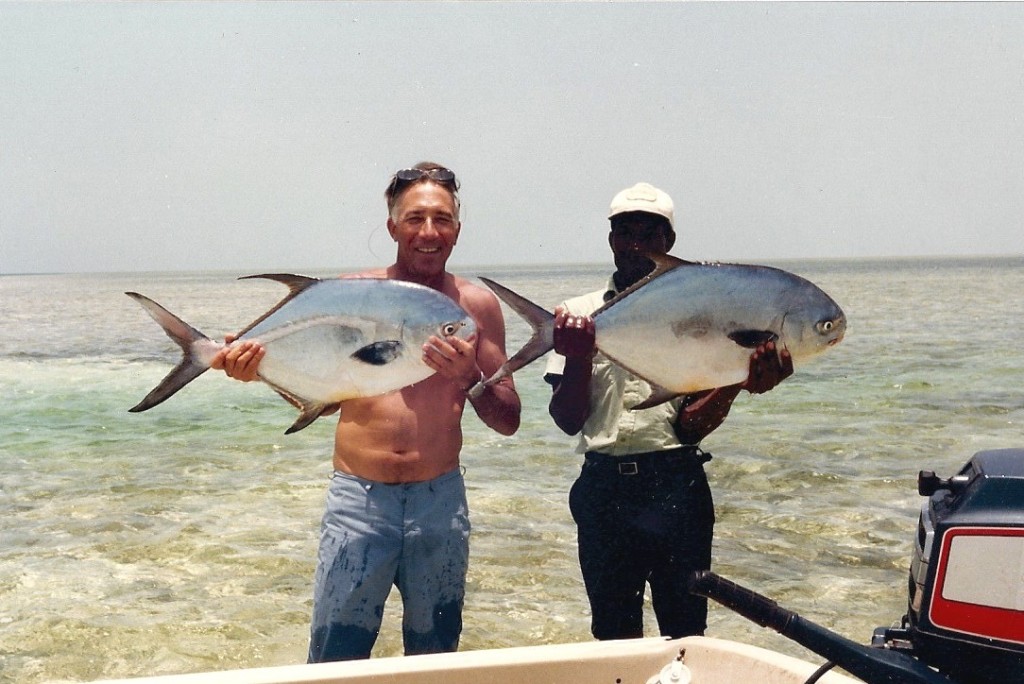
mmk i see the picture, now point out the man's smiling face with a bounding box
[387,182,461,279]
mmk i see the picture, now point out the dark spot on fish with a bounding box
[351,340,403,365]
[671,316,714,338]
[728,330,778,349]
[330,325,365,346]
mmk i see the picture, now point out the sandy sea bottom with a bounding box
[0,256,1022,682]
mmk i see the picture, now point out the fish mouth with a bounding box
[824,320,846,346]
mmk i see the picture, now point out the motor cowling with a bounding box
[895,449,1024,683]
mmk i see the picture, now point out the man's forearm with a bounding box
[548,357,593,435]
[675,385,742,444]
[468,379,521,436]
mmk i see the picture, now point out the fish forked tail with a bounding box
[478,277,555,386]
[125,292,223,412]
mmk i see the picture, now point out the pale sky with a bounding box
[2,1,1022,275]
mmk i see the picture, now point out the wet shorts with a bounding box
[308,468,471,662]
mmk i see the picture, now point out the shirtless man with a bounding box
[212,162,521,661]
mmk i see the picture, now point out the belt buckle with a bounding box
[618,461,639,476]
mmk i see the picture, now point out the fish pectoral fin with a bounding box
[728,330,779,349]
[629,385,683,411]
[351,340,403,366]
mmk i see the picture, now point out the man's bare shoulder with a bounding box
[449,273,494,299]
[449,274,501,310]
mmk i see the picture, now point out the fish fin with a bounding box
[478,277,555,385]
[126,292,219,412]
[629,384,683,411]
[728,330,779,349]
[265,384,339,434]
[239,273,321,295]
[285,402,338,434]
[592,252,698,316]
[643,251,694,276]
[234,274,323,337]
[351,340,403,366]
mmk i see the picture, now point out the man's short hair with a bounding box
[385,162,460,216]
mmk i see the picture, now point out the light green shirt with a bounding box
[544,279,687,456]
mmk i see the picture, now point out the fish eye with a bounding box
[441,322,460,336]
[818,320,834,333]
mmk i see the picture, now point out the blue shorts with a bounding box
[308,468,471,662]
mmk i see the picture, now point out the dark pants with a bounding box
[569,448,715,640]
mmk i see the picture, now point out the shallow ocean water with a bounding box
[1,256,1022,682]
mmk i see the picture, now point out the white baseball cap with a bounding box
[607,182,674,228]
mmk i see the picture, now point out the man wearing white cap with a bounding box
[543,182,792,640]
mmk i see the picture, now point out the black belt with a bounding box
[584,446,711,476]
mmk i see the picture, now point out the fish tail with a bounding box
[478,277,555,385]
[126,292,222,412]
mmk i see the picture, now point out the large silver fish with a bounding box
[481,254,846,408]
[127,274,476,433]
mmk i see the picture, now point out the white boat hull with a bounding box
[92,636,861,684]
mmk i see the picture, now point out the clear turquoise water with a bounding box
[1,257,1022,682]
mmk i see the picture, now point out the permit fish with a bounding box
[481,254,846,408]
[127,274,475,433]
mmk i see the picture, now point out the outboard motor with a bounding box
[875,447,1024,683]
[690,448,1024,684]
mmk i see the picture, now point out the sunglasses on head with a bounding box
[386,166,460,209]
[394,167,456,184]
[388,168,459,199]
